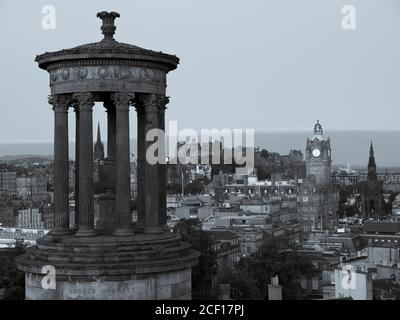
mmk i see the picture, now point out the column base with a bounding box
[113,228,134,236]
[132,222,145,233]
[143,226,164,234]
[51,228,73,236]
[75,229,98,237]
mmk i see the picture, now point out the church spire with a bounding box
[94,122,104,161]
[97,122,101,144]
[367,141,377,182]
[369,141,374,157]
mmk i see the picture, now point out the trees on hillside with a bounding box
[222,238,317,300]
[173,219,218,299]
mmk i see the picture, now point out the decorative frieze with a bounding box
[50,66,165,84]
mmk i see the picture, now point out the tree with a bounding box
[1,238,26,300]
[167,183,182,195]
[225,237,317,300]
[184,180,203,195]
[220,269,263,300]
[12,238,28,253]
[173,219,218,299]
[260,149,269,159]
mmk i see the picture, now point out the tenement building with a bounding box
[16,11,199,300]
[0,169,17,198]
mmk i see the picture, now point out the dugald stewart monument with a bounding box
[16,11,199,300]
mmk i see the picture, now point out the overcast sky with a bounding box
[1,0,400,144]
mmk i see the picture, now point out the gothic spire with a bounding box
[369,141,374,157]
[94,122,104,161]
[367,141,377,181]
[97,121,101,143]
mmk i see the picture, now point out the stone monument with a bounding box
[16,11,199,300]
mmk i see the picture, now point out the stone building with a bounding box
[18,207,44,229]
[206,230,240,287]
[0,169,17,198]
[16,175,48,202]
[0,205,15,227]
[298,121,338,232]
[331,165,359,186]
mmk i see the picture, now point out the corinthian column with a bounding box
[49,94,71,235]
[74,93,97,237]
[111,92,134,236]
[136,94,168,234]
[73,104,80,230]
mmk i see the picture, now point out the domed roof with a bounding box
[35,11,179,71]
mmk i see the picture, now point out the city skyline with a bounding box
[0,128,400,167]
[2,1,400,304]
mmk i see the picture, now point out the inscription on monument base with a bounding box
[62,279,153,300]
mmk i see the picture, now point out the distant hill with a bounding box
[0,130,400,166]
[0,154,53,162]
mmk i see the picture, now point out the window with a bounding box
[312,278,319,290]
[300,278,307,290]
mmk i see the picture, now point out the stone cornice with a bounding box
[46,59,171,72]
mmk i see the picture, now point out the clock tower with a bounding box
[305,120,332,185]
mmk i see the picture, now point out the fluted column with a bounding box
[74,93,97,237]
[112,92,134,236]
[49,94,71,235]
[158,97,168,228]
[136,103,146,230]
[136,94,168,234]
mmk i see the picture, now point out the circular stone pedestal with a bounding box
[16,232,199,300]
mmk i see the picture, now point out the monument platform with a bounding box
[16,231,199,300]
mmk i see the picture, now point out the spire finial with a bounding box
[96,11,120,39]
[370,141,374,156]
[313,119,323,135]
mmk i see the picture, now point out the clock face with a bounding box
[312,148,321,157]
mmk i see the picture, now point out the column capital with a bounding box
[136,94,169,113]
[48,94,73,112]
[73,93,96,111]
[111,92,135,111]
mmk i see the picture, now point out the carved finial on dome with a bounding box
[96,11,120,39]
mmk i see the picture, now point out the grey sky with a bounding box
[1,0,400,146]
